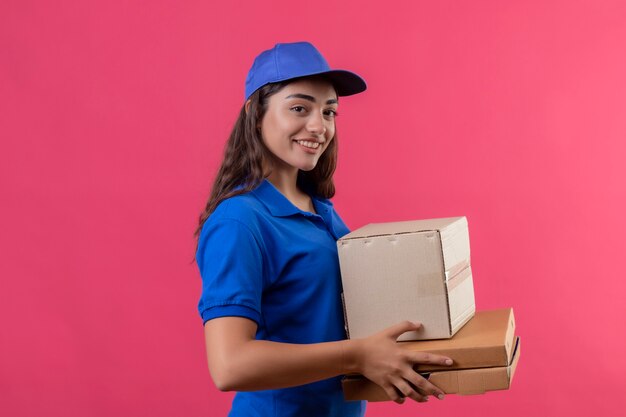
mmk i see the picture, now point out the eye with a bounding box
[324,109,338,118]
[291,106,306,113]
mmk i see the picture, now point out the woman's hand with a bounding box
[349,321,453,404]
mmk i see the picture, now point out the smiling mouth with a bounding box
[295,140,321,149]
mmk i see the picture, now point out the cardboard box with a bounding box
[338,217,475,341]
[342,308,520,400]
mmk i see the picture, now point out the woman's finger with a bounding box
[381,383,404,404]
[384,321,422,340]
[409,351,453,366]
[403,371,445,400]
[392,377,429,403]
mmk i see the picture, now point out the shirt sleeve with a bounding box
[196,218,264,325]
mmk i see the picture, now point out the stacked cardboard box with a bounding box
[337,217,520,399]
[342,308,520,400]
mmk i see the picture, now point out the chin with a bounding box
[297,162,319,172]
[289,156,320,172]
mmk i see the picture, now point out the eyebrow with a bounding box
[285,93,338,105]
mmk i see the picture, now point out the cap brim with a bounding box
[285,69,367,97]
[321,70,367,97]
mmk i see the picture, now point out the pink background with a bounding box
[2,1,626,416]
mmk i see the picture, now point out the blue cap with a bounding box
[244,41,367,101]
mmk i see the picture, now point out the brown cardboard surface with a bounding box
[401,308,516,372]
[342,336,521,401]
[338,217,475,341]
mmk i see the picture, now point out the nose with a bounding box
[306,112,327,136]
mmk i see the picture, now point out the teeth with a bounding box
[297,140,320,149]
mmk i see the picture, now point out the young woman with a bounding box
[195,42,453,417]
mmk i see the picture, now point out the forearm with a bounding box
[205,317,452,403]
[210,338,361,391]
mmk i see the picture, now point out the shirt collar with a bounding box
[252,179,333,218]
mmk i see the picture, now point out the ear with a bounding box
[246,99,262,132]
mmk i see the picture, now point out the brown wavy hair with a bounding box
[194,77,339,242]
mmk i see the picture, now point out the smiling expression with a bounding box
[259,78,338,175]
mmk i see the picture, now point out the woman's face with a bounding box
[258,78,338,174]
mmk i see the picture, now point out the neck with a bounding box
[263,157,317,214]
[266,168,300,200]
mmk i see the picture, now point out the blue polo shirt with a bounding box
[196,179,366,417]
